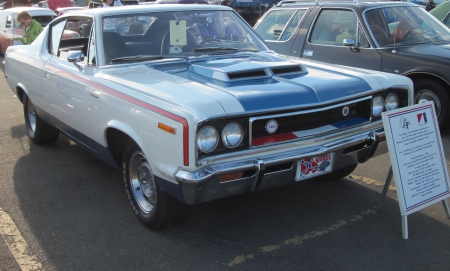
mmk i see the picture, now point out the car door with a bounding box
[42,17,95,142]
[299,8,382,71]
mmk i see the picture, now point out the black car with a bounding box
[254,0,450,130]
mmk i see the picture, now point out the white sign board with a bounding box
[382,102,450,216]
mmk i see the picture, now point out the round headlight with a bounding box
[197,126,219,153]
[222,122,244,148]
[372,96,384,117]
[385,93,399,111]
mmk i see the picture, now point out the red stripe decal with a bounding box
[252,133,297,146]
[45,62,189,166]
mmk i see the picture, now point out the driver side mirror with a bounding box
[67,50,85,71]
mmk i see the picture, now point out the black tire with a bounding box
[23,93,59,144]
[321,164,358,182]
[414,79,450,132]
[122,140,189,230]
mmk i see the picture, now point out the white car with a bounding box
[4,5,413,229]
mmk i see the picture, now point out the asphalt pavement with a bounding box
[1,65,450,270]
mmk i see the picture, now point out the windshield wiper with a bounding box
[194,47,239,54]
[110,55,187,63]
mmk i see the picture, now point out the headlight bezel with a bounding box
[222,122,244,148]
[197,126,219,153]
[196,118,249,159]
[371,89,410,120]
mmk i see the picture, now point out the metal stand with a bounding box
[378,166,450,239]
[377,166,393,209]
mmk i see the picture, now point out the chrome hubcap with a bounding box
[129,151,156,213]
[27,98,36,132]
[415,90,441,118]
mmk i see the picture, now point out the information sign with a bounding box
[382,101,450,216]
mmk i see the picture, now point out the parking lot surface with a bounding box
[1,66,450,270]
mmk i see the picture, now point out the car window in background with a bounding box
[254,9,296,40]
[365,6,450,47]
[310,9,357,46]
[279,9,307,41]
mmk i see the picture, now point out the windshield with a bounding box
[365,5,450,47]
[101,10,268,64]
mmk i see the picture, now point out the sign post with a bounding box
[381,101,450,239]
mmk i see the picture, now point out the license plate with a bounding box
[295,153,334,181]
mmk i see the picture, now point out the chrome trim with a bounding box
[249,96,372,147]
[199,119,381,166]
[176,128,386,205]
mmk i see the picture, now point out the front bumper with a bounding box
[175,128,387,205]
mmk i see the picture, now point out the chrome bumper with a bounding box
[175,129,386,205]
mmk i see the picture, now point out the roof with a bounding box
[61,3,232,16]
[276,0,417,7]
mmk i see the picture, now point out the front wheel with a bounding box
[23,93,59,144]
[413,79,450,131]
[122,141,189,229]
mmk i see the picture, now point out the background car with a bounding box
[430,0,450,27]
[0,7,56,54]
[55,6,87,16]
[254,1,450,131]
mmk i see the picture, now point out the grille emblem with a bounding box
[342,106,350,117]
[265,119,278,134]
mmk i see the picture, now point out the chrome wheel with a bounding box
[26,98,37,133]
[414,90,441,118]
[129,151,156,214]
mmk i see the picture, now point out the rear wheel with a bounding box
[413,79,450,131]
[23,93,59,144]
[122,140,189,229]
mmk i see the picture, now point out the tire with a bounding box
[122,140,189,230]
[413,79,450,132]
[321,164,358,182]
[23,93,59,144]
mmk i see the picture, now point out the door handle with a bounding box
[44,72,50,80]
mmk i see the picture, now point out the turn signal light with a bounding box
[158,122,175,134]
[220,172,243,183]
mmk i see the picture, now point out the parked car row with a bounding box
[3,4,413,229]
[254,0,450,131]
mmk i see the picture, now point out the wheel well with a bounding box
[16,87,24,104]
[406,73,450,90]
[106,128,134,166]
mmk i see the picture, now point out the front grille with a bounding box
[251,98,371,140]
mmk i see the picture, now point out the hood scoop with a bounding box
[189,54,307,82]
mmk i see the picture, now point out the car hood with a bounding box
[102,52,408,117]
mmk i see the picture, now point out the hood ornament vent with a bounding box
[271,65,304,75]
[227,69,269,80]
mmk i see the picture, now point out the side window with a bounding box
[310,10,357,46]
[50,18,93,64]
[279,9,307,41]
[254,9,296,41]
[87,28,96,66]
[444,14,450,28]
[6,15,13,29]
[50,20,66,56]
[357,23,370,48]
